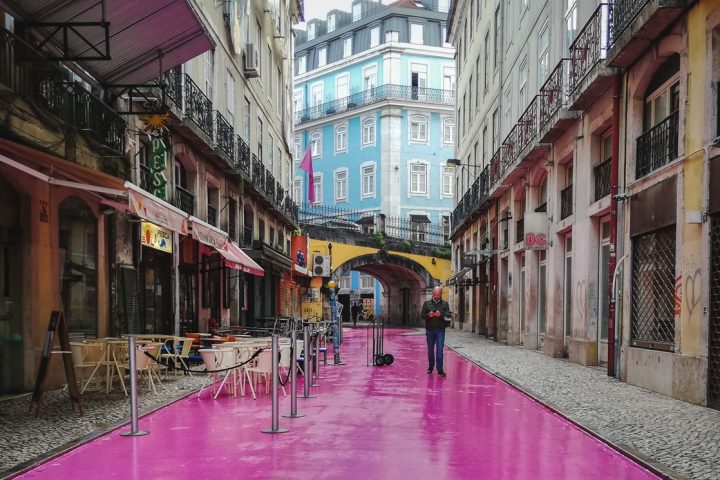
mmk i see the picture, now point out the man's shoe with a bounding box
[438,370,446,377]
[427,368,433,374]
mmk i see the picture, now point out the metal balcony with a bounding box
[174,185,195,216]
[295,84,455,125]
[182,74,213,140]
[238,136,251,176]
[207,204,217,227]
[568,4,616,110]
[252,154,264,190]
[594,159,612,201]
[607,0,687,68]
[214,111,234,159]
[538,59,578,144]
[636,111,679,179]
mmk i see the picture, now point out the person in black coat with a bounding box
[420,286,450,376]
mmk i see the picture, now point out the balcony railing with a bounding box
[608,0,650,46]
[451,166,490,232]
[243,226,253,248]
[594,159,612,201]
[284,195,299,223]
[517,96,539,153]
[238,136,251,175]
[295,84,455,124]
[265,170,276,198]
[569,4,609,94]
[276,183,285,206]
[252,154,264,190]
[161,67,183,107]
[516,218,524,244]
[207,204,217,227]
[139,163,151,192]
[561,185,574,220]
[636,111,678,178]
[174,185,195,216]
[539,59,569,131]
[214,111,234,158]
[0,27,125,155]
[183,74,213,140]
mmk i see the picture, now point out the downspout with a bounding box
[607,74,621,376]
[493,198,499,341]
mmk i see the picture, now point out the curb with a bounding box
[446,344,688,480]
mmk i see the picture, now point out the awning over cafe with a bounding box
[188,216,228,249]
[0,0,214,84]
[221,241,264,277]
[126,183,188,235]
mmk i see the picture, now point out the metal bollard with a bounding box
[121,336,148,437]
[302,323,315,399]
[283,328,305,418]
[312,326,322,383]
[261,334,288,434]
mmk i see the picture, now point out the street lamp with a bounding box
[327,280,343,365]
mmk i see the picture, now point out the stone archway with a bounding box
[333,252,438,327]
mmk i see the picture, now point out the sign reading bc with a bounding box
[525,233,548,248]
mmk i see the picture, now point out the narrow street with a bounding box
[13,328,659,480]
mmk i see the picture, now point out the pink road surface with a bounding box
[15,328,659,480]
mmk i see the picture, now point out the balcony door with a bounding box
[411,64,427,101]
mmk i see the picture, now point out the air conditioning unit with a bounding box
[312,254,331,277]
[244,44,259,78]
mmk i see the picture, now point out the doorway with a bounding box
[598,219,611,364]
[139,248,172,334]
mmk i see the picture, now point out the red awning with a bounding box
[220,241,264,277]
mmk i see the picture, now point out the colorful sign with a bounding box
[141,221,172,253]
[149,132,168,200]
[128,187,188,234]
[524,212,549,250]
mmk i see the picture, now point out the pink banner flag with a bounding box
[299,145,315,203]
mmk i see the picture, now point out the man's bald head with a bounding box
[432,286,442,300]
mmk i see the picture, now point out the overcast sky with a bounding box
[300,0,393,26]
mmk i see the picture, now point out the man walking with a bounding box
[421,286,450,377]
[351,302,359,327]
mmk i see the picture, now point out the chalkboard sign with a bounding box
[30,311,82,416]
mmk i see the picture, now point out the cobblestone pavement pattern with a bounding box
[445,330,720,480]
[0,372,206,476]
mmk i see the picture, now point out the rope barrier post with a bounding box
[121,336,148,437]
[302,322,315,399]
[312,325,322,384]
[283,327,305,418]
[261,334,288,434]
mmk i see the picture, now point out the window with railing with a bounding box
[636,110,678,178]
[561,185,573,219]
[594,159,612,201]
[174,185,195,216]
[516,217,524,244]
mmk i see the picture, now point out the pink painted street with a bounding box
[15,328,659,480]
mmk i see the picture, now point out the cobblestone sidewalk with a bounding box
[0,373,206,478]
[445,330,720,480]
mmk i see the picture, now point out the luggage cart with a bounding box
[366,319,394,366]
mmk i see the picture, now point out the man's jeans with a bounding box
[426,328,445,372]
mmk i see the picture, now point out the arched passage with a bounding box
[333,253,437,327]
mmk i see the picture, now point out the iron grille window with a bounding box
[631,225,676,351]
[561,185,573,220]
[636,110,679,179]
[594,159,612,201]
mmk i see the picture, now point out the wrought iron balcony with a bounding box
[516,218,524,244]
[0,27,125,155]
[539,60,569,132]
[183,74,213,140]
[608,0,649,45]
[174,185,195,216]
[207,204,217,227]
[636,111,678,179]
[561,185,574,220]
[238,136,251,176]
[252,154,264,190]
[214,111,234,159]
[295,84,455,125]
[276,183,285,206]
[450,166,490,235]
[265,170,276,198]
[594,159,612,201]
[284,195,299,223]
[517,97,539,154]
[161,67,183,108]
[569,4,609,95]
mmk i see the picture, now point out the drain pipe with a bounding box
[607,74,621,377]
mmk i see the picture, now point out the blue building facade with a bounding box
[292,0,455,316]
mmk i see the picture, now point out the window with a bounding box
[563,235,573,338]
[410,217,429,242]
[442,166,454,196]
[311,83,323,107]
[335,125,347,152]
[483,126,489,166]
[336,74,349,101]
[442,118,454,145]
[226,70,235,124]
[364,66,377,90]
[442,25,450,47]
[243,98,251,141]
[343,37,352,58]
[313,174,322,203]
[328,14,336,32]
[307,23,316,41]
[386,30,399,42]
[441,215,450,242]
[297,55,306,75]
[410,23,424,44]
[494,7,500,69]
[293,90,303,119]
[410,163,428,195]
[410,115,427,142]
[268,135,274,169]
[503,86,512,133]
[334,170,348,201]
[443,66,456,92]
[362,118,375,145]
[292,135,301,161]
[362,164,375,197]
[293,178,301,201]
[538,21,550,87]
[484,31,490,92]
[257,117,263,160]
[318,47,327,67]
[492,109,499,150]
[505,0,513,46]
[564,0,578,52]
[370,26,380,47]
[361,275,375,289]
[519,58,528,110]
[475,57,481,109]
[204,51,214,101]
[352,3,362,21]
[340,274,351,289]
[310,130,321,157]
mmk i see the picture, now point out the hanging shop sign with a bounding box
[523,212,549,250]
[141,221,172,253]
[148,131,168,201]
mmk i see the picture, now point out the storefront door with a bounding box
[140,249,172,334]
[0,174,23,393]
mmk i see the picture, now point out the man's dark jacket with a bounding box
[421,297,450,330]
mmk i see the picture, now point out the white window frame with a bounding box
[293,177,301,201]
[408,161,429,196]
[297,55,306,75]
[310,130,322,157]
[503,86,512,133]
[519,57,528,111]
[327,14,336,32]
[410,23,424,44]
[293,90,303,120]
[334,168,348,202]
[313,173,323,204]
[243,97,251,141]
[226,70,235,125]
[343,37,352,58]
[442,65,456,92]
[307,23,316,41]
[386,30,399,42]
[360,275,375,290]
[292,135,301,162]
[361,162,376,198]
[370,26,380,48]
[362,117,376,146]
[268,135,274,170]
[538,20,550,88]
[340,274,351,289]
[352,3,362,21]
[311,82,324,109]
[335,124,348,153]
[442,117,454,145]
[442,166,454,197]
[318,47,327,67]
[409,114,428,143]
